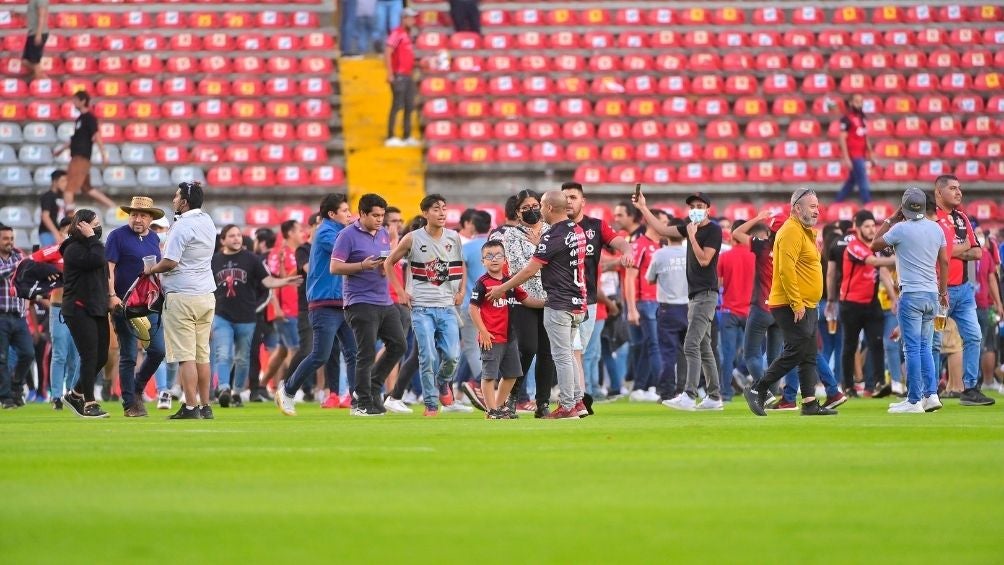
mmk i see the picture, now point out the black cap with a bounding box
[685,192,711,206]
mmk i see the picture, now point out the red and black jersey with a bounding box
[578,215,618,304]
[840,234,878,304]
[936,207,978,286]
[533,220,587,313]
[749,236,774,310]
[470,274,528,344]
[840,112,868,159]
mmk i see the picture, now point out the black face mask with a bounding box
[520,209,541,225]
[93,226,102,239]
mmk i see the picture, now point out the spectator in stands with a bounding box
[375,0,403,49]
[38,170,66,247]
[261,220,305,395]
[646,218,689,400]
[458,210,491,409]
[53,91,115,212]
[449,0,481,34]
[146,182,218,420]
[386,194,471,416]
[59,210,110,418]
[717,219,756,402]
[213,225,301,409]
[933,175,993,406]
[281,194,358,414]
[31,218,78,410]
[106,196,167,418]
[326,193,407,417]
[835,94,875,204]
[384,8,419,147]
[21,0,49,81]
[871,188,949,413]
[974,229,1002,391]
[625,209,666,403]
[743,188,836,416]
[643,192,725,412]
[0,225,34,409]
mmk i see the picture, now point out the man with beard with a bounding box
[743,188,837,416]
[836,93,875,203]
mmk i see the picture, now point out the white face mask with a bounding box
[688,209,707,224]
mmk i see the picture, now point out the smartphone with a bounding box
[634,183,641,199]
[378,250,390,261]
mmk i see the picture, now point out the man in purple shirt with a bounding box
[329,194,406,416]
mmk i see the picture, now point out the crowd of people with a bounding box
[1,174,1002,420]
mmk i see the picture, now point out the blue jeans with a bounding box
[113,310,166,408]
[718,311,746,401]
[583,318,605,396]
[899,292,938,403]
[932,282,982,390]
[411,306,459,408]
[818,314,843,384]
[211,316,256,392]
[458,308,482,383]
[48,306,80,397]
[284,307,357,396]
[339,0,359,54]
[836,157,872,203]
[656,303,687,398]
[375,0,402,44]
[601,339,628,394]
[39,232,56,247]
[744,306,782,382]
[0,314,34,402]
[629,301,662,390]
[883,309,903,384]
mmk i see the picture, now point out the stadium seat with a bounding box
[986,162,1004,182]
[491,99,522,119]
[493,122,526,142]
[976,139,1003,158]
[22,122,55,144]
[1,166,33,188]
[967,200,1000,222]
[601,143,634,162]
[482,33,512,50]
[121,143,155,165]
[640,164,674,185]
[574,165,607,185]
[677,163,710,184]
[530,142,564,163]
[497,142,530,163]
[781,162,812,183]
[566,142,599,162]
[907,139,940,159]
[740,141,771,161]
[155,145,187,165]
[748,162,780,183]
[636,142,667,162]
[669,142,698,161]
[929,116,962,137]
[954,160,986,182]
[422,99,454,120]
[136,166,171,188]
[527,121,559,141]
[704,142,736,161]
[0,122,22,144]
[310,166,344,187]
[894,116,929,138]
[102,166,136,188]
[883,161,918,181]
[454,77,485,96]
[942,140,973,159]
[246,205,281,227]
[773,140,805,160]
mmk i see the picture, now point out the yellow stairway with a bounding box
[338,57,424,219]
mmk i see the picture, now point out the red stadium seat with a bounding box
[763,74,797,96]
[826,201,860,223]
[930,116,962,137]
[597,121,630,141]
[915,28,947,47]
[948,28,980,47]
[954,160,986,182]
[618,32,649,49]
[659,97,691,118]
[704,142,736,161]
[829,51,862,71]
[712,163,745,183]
[491,98,522,119]
[873,5,904,24]
[481,8,509,27]
[689,53,721,72]
[773,140,806,159]
[884,94,917,115]
[124,123,157,143]
[456,100,488,119]
[561,120,595,141]
[622,55,654,73]
[987,29,1004,46]
[494,121,526,141]
[747,162,780,183]
[455,76,486,97]
[976,139,1004,158]
[861,201,896,221]
[450,32,482,50]
[834,5,866,24]
[23,101,54,121]
[961,50,993,69]
[918,94,951,113]
[127,100,159,120]
[122,11,153,30]
[296,122,328,143]
[665,120,699,140]
[422,98,453,120]
[746,119,781,140]
[68,33,101,52]
[818,30,850,49]
[643,165,676,185]
[194,123,227,143]
[427,144,460,165]
[424,121,456,142]
[89,12,120,30]
[226,145,257,165]
[246,205,280,226]
[189,12,220,29]
[866,116,894,137]
[601,142,634,162]
[677,163,710,184]
[750,31,781,48]
[941,72,974,93]
[574,165,607,185]
[975,73,1002,92]
[771,95,806,117]
[851,30,882,49]
[259,144,291,164]
[528,121,559,141]
[480,33,512,51]
[566,142,599,162]
[261,122,294,143]
[734,97,768,118]
[417,31,447,51]
[724,75,757,96]
[228,122,260,143]
[452,55,484,73]
[311,166,344,187]
[155,11,186,29]
[883,161,918,181]
[792,6,825,25]
[883,29,913,47]
[608,165,641,184]
[695,97,729,117]
[967,200,1000,222]
[723,202,758,222]
[93,100,126,121]
[753,7,785,25]
[158,123,191,143]
[62,78,93,97]
[802,73,835,95]
[875,139,907,159]
[421,77,452,97]
[530,142,564,163]
[942,140,973,159]
[462,143,494,164]
[740,141,771,161]
[293,144,325,164]
[987,97,1004,114]
[581,31,612,49]
[515,31,545,50]
[907,139,940,159]
[669,142,699,161]
[972,5,1003,21]
[155,145,187,166]
[717,31,747,49]
[559,98,591,118]
[986,162,1004,182]
[782,162,813,183]
[207,166,241,188]
[839,73,872,93]
[554,76,587,96]
[658,76,689,96]
[631,120,663,140]
[722,52,753,73]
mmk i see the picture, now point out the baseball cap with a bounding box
[685,192,711,207]
[901,187,926,220]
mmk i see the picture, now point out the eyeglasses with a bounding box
[518,204,541,212]
[792,188,815,206]
[482,252,504,261]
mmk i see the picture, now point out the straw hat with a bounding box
[120,196,165,220]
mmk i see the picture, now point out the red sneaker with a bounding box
[574,401,589,417]
[439,384,455,407]
[423,407,438,417]
[320,393,340,409]
[338,393,353,409]
[824,392,848,409]
[769,399,798,411]
[546,405,580,419]
[515,401,536,414]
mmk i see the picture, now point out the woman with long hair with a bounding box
[59,209,113,418]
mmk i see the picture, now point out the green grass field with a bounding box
[2,395,1002,564]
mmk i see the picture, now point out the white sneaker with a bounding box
[384,137,405,147]
[275,386,297,416]
[628,389,648,402]
[402,391,419,405]
[156,391,172,410]
[403,137,422,147]
[888,400,924,414]
[696,397,724,411]
[643,387,661,402]
[696,387,708,400]
[293,389,305,404]
[888,399,910,408]
[921,394,943,413]
[442,402,474,413]
[662,393,696,412]
[383,397,414,414]
[891,380,906,395]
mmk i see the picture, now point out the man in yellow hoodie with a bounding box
[744,188,837,416]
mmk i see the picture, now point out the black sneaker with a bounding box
[81,403,109,419]
[201,405,214,419]
[303,391,315,402]
[486,408,505,420]
[583,393,595,416]
[62,392,86,416]
[13,396,25,408]
[960,388,996,406]
[873,383,893,398]
[743,385,767,417]
[52,398,63,410]
[351,406,384,417]
[170,405,203,420]
[1,399,16,409]
[231,395,244,408]
[800,399,838,416]
[248,391,266,403]
[218,389,231,408]
[534,403,550,419]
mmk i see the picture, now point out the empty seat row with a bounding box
[2,31,335,54]
[1,54,336,77]
[2,97,334,123]
[0,9,323,31]
[2,164,343,189]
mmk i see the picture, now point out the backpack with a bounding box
[122,274,164,319]
[9,258,63,299]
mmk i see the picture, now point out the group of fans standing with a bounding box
[1,174,1002,419]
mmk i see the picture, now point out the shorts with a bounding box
[574,304,598,352]
[977,308,994,353]
[22,33,48,64]
[66,156,93,195]
[480,340,521,380]
[940,317,962,355]
[163,292,215,363]
[273,317,300,349]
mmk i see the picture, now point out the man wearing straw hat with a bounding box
[106,196,167,417]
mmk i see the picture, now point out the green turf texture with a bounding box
[2,395,1002,564]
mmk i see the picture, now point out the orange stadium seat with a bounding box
[427,144,460,165]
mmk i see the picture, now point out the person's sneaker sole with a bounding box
[461,382,487,412]
[960,396,996,406]
[824,396,848,410]
[742,386,767,417]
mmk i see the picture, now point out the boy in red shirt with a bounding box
[469,241,543,419]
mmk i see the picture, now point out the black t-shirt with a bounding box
[824,236,848,302]
[213,250,269,324]
[686,221,723,298]
[578,215,618,305]
[295,243,310,313]
[70,111,98,158]
[38,190,61,235]
[533,220,587,313]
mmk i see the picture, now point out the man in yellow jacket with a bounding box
[744,188,837,416]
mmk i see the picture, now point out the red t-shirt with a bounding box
[31,244,63,268]
[840,233,878,304]
[840,113,868,159]
[749,236,774,311]
[975,243,1000,308]
[469,274,528,343]
[266,245,299,320]
[387,28,415,75]
[717,243,754,318]
[388,261,405,303]
[936,207,978,287]
[632,233,660,302]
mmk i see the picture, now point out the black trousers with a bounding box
[65,314,110,403]
[449,0,481,33]
[758,306,818,400]
[345,303,406,409]
[840,300,885,389]
[248,314,273,393]
[387,75,416,139]
[390,305,415,399]
[510,305,556,407]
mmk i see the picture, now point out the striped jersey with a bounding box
[407,227,464,307]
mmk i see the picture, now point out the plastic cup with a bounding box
[827,317,838,335]
[142,255,157,270]
[934,313,947,332]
